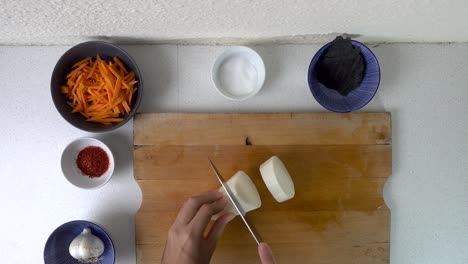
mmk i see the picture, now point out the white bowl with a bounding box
[212,46,265,100]
[61,137,115,189]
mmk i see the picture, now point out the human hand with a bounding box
[258,242,277,264]
[161,190,235,264]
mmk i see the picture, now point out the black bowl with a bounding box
[51,41,143,132]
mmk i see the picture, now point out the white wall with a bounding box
[2,0,468,45]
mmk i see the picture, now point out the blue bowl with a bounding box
[44,220,115,264]
[308,40,380,112]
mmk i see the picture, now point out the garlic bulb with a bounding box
[69,228,105,263]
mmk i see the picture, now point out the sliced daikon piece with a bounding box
[212,171,261,220]
[260,156,295,202]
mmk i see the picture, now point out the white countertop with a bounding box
[0,44,467,264]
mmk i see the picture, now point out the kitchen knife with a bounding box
[208,158,263,245]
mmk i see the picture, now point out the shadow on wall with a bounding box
[87,33,362,45]
[84,33,367,114]
[371,44,403,212]
[88,36,156,45]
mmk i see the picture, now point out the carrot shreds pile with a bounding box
[61,56,138,125]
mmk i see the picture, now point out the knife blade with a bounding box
[208,158,263,245]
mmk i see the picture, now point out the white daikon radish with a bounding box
[212,171,261,220]
[260,156,295,202]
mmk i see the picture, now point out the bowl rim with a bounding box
[61,137,115,190]
[307,40,381,113]
[50,40,143,132]
[211,46,266,100]
[43,220,115,264]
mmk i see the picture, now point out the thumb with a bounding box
[258,242,276,264]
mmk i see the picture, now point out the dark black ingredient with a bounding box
[317,36,365,96]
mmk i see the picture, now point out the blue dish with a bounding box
[308,40,380,112]
[44,220,115,264]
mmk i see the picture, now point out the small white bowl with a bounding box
[61,137,115,189]
[212,46,265,100]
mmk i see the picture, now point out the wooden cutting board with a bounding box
[134,113,392,264]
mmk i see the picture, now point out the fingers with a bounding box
[189,196,228,236]
[176,190,224,224]
[258,243,276,264]
[206,213,236,243]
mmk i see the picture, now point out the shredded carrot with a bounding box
[61,56,138,125]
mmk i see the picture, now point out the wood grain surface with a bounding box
[134,113,392,264]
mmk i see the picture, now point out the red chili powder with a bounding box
[76,146,109,177]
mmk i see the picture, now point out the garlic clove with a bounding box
[69,227,105,263]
